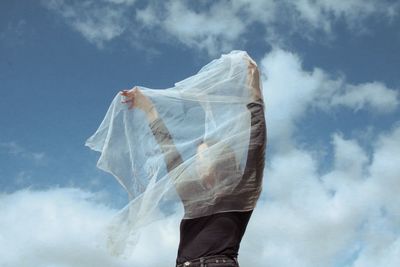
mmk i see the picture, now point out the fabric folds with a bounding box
[85,50,265,256]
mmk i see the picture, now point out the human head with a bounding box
[195,137,239,189]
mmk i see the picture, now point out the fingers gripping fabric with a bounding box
[85,50,266,256]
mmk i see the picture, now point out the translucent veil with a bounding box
[85,50,264,256]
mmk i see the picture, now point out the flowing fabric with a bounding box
[85,50,265,256]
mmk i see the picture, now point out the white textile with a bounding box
[85,50,265,256]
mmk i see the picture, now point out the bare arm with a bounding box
[245,57,264,103]
[120,87,160,124]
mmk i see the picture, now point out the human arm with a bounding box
[120,86,184,173]
[244,101,266,171]
[245,56,264,103]
[244,56,266,168]
[120,87,160,124]
[234,60,267,191]
[148,117,184,173]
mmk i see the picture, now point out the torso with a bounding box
[176,210,253,264]
[176,100,266,264]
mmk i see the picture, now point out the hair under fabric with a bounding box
[85,50,265,257]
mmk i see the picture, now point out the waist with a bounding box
[176,254,238,267]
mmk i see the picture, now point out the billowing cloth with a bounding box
[85,50,265,256]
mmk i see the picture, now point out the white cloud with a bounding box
[134,0,399,55]
[260,49,327,148]
[0,188,180,267]
[0,141,47,165]
[42,0,129,48]
[42,0,400,55]
[349,124,400,267]
[259,48,399,147]
[0,188,116,267]
[331,82,399,113]
[238,123,400,267]
[290,0,395,34]
[2,123,399,266]
[161,1,246,55]
[331,133,369,179]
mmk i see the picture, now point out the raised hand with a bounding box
[120,86,152,110]
[246,58,263,102]
[120,86,159,122]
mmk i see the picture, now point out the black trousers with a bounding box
[176,255,239,267]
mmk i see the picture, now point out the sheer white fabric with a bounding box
[85,50,264,256]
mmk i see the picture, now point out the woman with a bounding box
[119,56,266,267]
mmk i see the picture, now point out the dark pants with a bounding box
[176,255,239,267]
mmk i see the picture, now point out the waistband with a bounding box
[176,255,238,267]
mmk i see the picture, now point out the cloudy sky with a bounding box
[1,0,400,266]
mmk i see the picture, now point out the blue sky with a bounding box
[1,1,400,267]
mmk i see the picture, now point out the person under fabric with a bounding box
[119,57,266,267]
